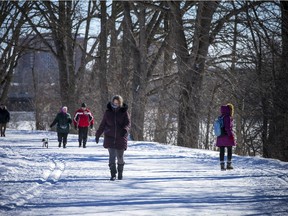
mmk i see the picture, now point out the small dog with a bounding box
[42,138,49,148]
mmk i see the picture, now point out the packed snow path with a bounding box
[0,130,288,216]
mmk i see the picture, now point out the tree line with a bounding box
[0,1,288,162]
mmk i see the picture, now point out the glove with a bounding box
[90,124,93,129]
[95,136,99,144]
[49,124,53,128]
[74,125,78,130]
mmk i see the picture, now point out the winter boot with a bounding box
[117,164,124,180]
[227,161,234,170]
[83,142,86,148]
[63,143,67,148]
[58,142,61,148]
[109,163,117,181]
[79,141,82,147]
[220,162,226,171]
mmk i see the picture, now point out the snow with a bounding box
[0,130,288,216]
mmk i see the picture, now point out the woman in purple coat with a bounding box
[216,103,236,170]
[95,95,130,181]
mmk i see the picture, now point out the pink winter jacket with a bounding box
[216,105,237,147]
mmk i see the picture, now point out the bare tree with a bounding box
[0,1,31,103]
[14,0,101,112]
[122,2,168,141]
[169,1,218,148]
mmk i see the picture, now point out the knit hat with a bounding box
[81,103,87,108]
[62,106,68,113]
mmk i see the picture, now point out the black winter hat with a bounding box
[81,103,87,108]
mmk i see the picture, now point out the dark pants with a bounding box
[108,148,125,165]
[220,146,232,162]
[57,132,68,144]
[78,127,88,144]
[0,123,7,137]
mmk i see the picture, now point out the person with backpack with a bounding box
[50,106,72,148]
[215,103,236,170]
[73,103,94,148]
[0,104,10,137]
[95,95,130,181]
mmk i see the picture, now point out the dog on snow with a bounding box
[42,138,49,148]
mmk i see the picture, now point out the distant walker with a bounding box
[0,104,10,137]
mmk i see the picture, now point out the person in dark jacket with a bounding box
[95,95,130,181]
[73,103,94,148]
[0,104,10,137]
[216,103,237,170]
[50,106,72,148]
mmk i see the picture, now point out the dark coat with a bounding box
[96,102,130,150]
[0,107,10,124]
[50,112,72,134]
[216,105,236,147]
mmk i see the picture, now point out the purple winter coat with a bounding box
[216,105,237,147]
[96,102,130,150]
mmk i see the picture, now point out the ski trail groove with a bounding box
[0,158,66,210]
[46,159,66,183]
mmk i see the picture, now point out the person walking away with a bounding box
[0,104,10,137]
[50,106,72,148]
[216,103,237,170]
[74,103,94,148]
[95,95,130,181]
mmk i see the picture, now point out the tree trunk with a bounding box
[120,2,133,101]
[49,1,76,112]
[231,13,244,155]
[170,1,218,148]
[154,13,171,144]
[130,5,147,141]
[65,1,77,110]
[108,1,119,94]
[268,1,288,161]
[235,99,244,155]
[98,0,109,112]
[204,85,218,149]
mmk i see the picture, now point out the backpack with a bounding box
[58,113,69,130]
[214,116,224,137]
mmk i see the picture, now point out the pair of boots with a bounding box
[59,142,66,148]
[0,132,5,137]
[220,161,233,171]
[79,141,86,148]
[109,163,124,181]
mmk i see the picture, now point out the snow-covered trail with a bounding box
[0,130,287,216]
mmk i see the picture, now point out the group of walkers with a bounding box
[1,95,237,179]
[50,102,95,149]
[50,95,130,180]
